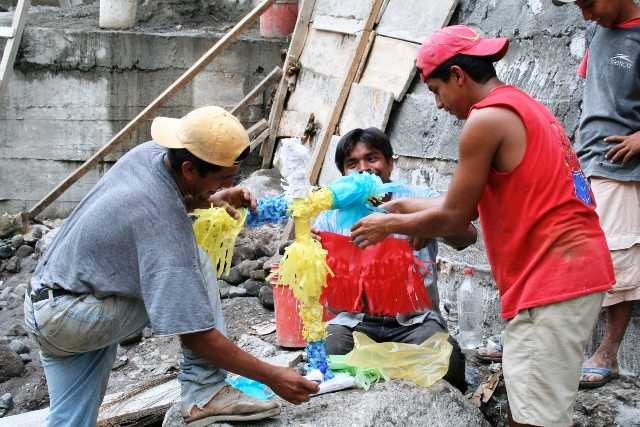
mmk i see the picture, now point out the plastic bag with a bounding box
[328,355,389,391]
[226,376,274,400]
[344,331,452,388]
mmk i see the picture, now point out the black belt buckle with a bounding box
[29,285,72,303]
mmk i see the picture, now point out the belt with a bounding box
[28,285,74,303]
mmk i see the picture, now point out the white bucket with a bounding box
[99,0,138,30]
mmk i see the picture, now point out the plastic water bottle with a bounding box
[457,267,483,349]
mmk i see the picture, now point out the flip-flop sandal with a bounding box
[579,367,619,389]
[474,344,502,363]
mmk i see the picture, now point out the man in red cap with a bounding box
[350,25,614,427]
[551,0,640,391]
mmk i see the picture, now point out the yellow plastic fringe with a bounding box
[308,188,334,217]
[269,196,334,342]
[192,205,248,277]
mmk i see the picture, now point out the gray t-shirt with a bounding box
[576,22,640,181]
[31,142,215,336]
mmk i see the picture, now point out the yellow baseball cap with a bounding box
[151,106,250,167]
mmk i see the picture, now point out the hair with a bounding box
[166,147,249,177]
[428,54,497,84]
[334,127,393,175]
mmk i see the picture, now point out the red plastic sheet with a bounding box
[319,232,432,317]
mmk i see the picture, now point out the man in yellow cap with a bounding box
[24,106,319,427]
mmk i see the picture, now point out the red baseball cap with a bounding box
[416,25,509,82]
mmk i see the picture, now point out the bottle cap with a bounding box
[464,267,473,275]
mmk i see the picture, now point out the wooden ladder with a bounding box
[0,0,32,107]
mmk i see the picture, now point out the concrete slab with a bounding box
[338,82,393,135]
[311,0,376,22]
[297,27,357,79]
[358,36,420,101]
[376,0,458,44]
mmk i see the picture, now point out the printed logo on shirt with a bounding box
[608,53,633,69]
[549,122,595,207]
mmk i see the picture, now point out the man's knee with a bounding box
[325,325,356,355]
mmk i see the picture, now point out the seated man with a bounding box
[313,127,477,392]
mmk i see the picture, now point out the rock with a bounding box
[218,280,232,299]
[254,241,272,258]
[142,326,154,339]
[250,270,267,281]
[0,301,6,310]
[238,168,283,200]
[231,246,255,266]
[6,293,23,310]
[9,339,29,355]
[228,286,247,298]
[258,285,274,309]
[0,345,25,383]
[0,287,13,301]
[263,351,304,368]
[24,236,38,247]
[0,393,12,411]
[239,280,262,297]
[237,334,277,358]
[263,253,283,273]
[236,260,263,278]
[23,224,50,240]
[15,245,35,259]
[19,353,32,364]
[35,227,59,255]
[13,283,28,296]
[119,331,143,346]
[163,379,488,427]
[220,266,244,286]
[0,244,12,260]
[112,356,128,370]
[279,240,294,255]
[5,323,28,337]
[11,234,24,248]
[4,256,20,273]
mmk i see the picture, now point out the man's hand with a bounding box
[407,236,432,251]
[311,226,322,241]
[263,366,319,405]
[350,212,391,249]
[209,187,258,219]
[604,132,640,166]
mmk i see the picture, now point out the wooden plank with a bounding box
[354,30,376,83]
[0,27,16,38]
[250,128,269,152]
[277,110,313,137]
[0,0,32,105]
[376,0,459,44]
[311,0,376,22]
[317,135,343,186]
[306,0,386,184]
[261,0,317,169]
[28,0,279,218]
[246,118,269,140]
[375,0,391,24]
[97,379,180,426]
[338,82,394,135]
[313,15,363,35]
[358,36,420,101]
[229,66,282,117]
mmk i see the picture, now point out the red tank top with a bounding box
[473,86,614,320]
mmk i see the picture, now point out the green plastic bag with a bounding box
[343,331,452,388]
[328,355,389,390]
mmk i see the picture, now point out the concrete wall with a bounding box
[385,0,639,374]
[0,10,286,218]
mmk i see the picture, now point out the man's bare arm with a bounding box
[350,106,522,248]
[181,328,319,404]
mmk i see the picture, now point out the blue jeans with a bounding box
[24,248,228,427]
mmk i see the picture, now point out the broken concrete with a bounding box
[162,379,491,427]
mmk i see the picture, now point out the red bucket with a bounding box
[260,0,299,39]
[270,263,335,348]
